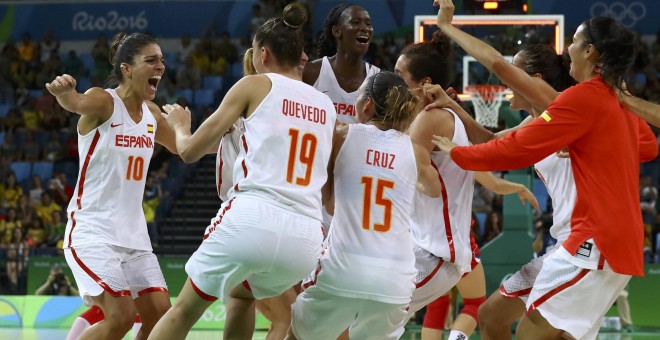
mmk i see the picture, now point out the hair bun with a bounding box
[282,3,307,29]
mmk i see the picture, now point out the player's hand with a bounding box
[518,186,541,213]
[162,103,192,133]
[433,0,455,27]
[423,84,456,111]
[556,147,569,158]
[45,74,77,97]
[431,135,457,153]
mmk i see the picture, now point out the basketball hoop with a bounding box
[464,84,507,128]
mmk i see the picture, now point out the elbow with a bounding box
[177,147,198,164]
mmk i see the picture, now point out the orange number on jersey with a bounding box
[286,129,318,186]
[126,156,145,181]
[360,177,395,232]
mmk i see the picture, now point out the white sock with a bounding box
[65,317,91,340]
[132,322,142,339]
[448,330,469,340]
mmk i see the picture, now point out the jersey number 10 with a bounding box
[126,156,145,181]
[286,129,318,186]
[361,177,395,232]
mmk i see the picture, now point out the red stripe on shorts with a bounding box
[242,280,251,291]
[67,130,101,248]
[432,162,455,263]
[416,258,445,288]
[203,198,235,239]
[216,143,224,197]
[499,285,532,298]
[70,247,131,297]
[137,287,169,297]
[234,135,249,192]
[527,268,589,314]
[190,279,218,301]
[597,254,605,270]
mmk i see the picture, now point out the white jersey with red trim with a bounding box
[315,124,417,304]
[64,88,156,251]
[313,56,380,124]
[534,154,575,244]
[228,73,336,220]
[411,109,474,274]
[216,126,242,202]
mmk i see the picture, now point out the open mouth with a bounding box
[148,75,161,92]
[356,36,370,44]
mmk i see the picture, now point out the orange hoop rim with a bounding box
[464,84,507,102]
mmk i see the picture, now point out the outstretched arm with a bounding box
[433,0,557,113]
[620,94,660,128]
[474,172,541,213]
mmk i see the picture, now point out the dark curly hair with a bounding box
[316,3,357,58]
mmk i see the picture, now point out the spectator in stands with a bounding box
[0,208,21,247]
[208,48,227,77]
[29,175,45,205]
[190,42,212,75]
[18,194,36,225]
[39,29,60,64]
[217,31,238,64]
[44,131,64,162]
[36,192,60,225]
[532,214,556,257]
[12,62,36,89]
[16,33,36,64]
[0,157,10,182]
[46,210,65,248]
[22,131,41,162]
[62,50,85,78]
[160,82,180,105]
[26,217,48,249]
[472,182,495,213]
[6,227,28,293]
[175,33,195,65]
[143,174,162,248]
[22,97,44,131]
[90,34,111,83]
[35,87,56,116]
[484,210,502,242]
[1,173,23,209]
[35,264,79,296]
[249,4,267,40]
[176,56,202,89]
[63,132,78,161]
[0,132,19,160]
[640,175,657,262]
[4,108,24,132]
[0,45,15,104]
[49,172,73,205]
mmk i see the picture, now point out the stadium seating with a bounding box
[10,162,31,182]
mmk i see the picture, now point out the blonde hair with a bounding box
[242,48,257,76]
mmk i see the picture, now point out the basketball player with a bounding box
[432,1,657,338]
[291,71,442,340]
[619,92,660,128]
[214,47,309,340]
[147,4,336,339]
[303,3,381,234]
[46,32,176,340]
[393,30,540,327]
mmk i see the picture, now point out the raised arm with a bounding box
[620,93,660,128]
[163,75,269,163]
[45,74,113,132]
[474,172,540,212]
[433,0,557,113]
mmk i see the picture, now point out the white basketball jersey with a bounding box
[216,126,242,202]
[534,155,576,244]
[64,89,156,251]
[228,73,336,220]
[313,56,380,124]
[316,125,417,304]
[411,109,474,274]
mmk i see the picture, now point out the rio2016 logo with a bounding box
[72,10,148,32]
[590,2,646,28]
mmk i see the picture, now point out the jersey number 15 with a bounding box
[361,177,395,232]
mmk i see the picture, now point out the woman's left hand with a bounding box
[518,186,541,213]
[162,104,192,133]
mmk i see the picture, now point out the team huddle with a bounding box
[43,0,659,339]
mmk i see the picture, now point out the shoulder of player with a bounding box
[302,59,323,85]
[417,107,455,125]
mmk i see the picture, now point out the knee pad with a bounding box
[423,294,450,330]
[79,305,104,325]
[460,296,486,324]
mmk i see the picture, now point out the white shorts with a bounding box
[64,243,167,306]
[526,246,630,340]
[186,196,323,302]
[407,245,462,315]
[501,244,560,304]
[291,285,408,340]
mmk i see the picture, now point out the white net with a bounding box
[466,85,507,128]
